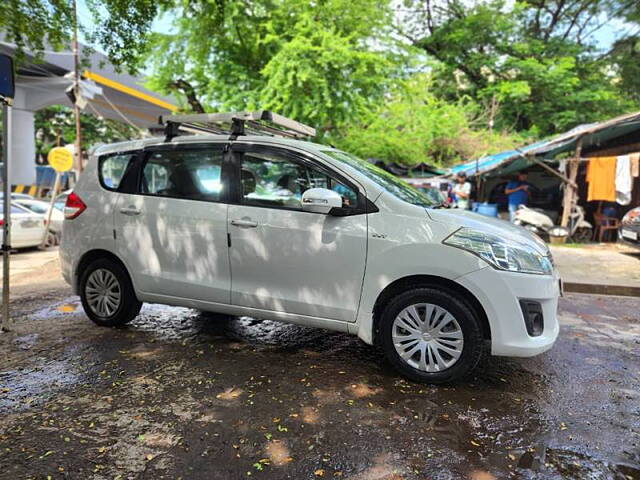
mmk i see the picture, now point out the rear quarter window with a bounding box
[99,153,137,191]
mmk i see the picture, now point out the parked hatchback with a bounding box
[60,115,560,383]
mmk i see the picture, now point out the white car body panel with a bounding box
[14,199,65,233]
[5,205,46,248]
[228,203,367,322]
[114,193,231,304]
[61,134,560,360]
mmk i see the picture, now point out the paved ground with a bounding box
[550,243,640,290]
[0,255,639,479]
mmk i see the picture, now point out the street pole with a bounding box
[40,172,61,248]
[72,0,83,175]
[1,102,12,332]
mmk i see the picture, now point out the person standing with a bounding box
[452,172,471,210]
[505,171,530,221]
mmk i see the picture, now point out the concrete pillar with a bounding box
[9,108,36,185]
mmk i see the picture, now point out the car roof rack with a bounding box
[159,111,316,142]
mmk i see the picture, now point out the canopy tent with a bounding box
[449,111,640,179]
[447,110,640,226]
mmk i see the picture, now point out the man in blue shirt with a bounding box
[505,171,530,222]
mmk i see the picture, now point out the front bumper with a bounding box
[618,225,640,250]
[456,266,560,357]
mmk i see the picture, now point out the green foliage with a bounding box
[34,106,140,161]
[2,0,164,71]
[146,0,400,133]
[335,74,523,167]
[404,0,640,136]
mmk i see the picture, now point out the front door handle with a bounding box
[119,206,142,216]
[231,218,258,228]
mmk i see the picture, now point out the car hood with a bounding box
[427,209,550,256]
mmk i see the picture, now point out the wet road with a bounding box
[0,289,639,479]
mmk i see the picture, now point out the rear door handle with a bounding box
[119,206,142,216]
[231,218,258,228]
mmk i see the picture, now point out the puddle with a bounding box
[0,354,83,413]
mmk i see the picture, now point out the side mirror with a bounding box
[301,188,342,214]
[0,54,15,104]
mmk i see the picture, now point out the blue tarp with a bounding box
[449,140,547,177]
[36,165,71,187]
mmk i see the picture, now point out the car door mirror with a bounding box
[301,188,342,214]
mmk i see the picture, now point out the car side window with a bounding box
[140,149,225,202]
[240,151,358,210]
[99,153,135,190]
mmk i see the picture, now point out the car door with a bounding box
[114,144,232,303]
[7,204,45,248]
[227,144,368,322]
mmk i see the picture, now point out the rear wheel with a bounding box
[79,258,141,327]
[380,287,483,383]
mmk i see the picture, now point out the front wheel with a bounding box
[379,288,484,383]
[571,227,592,243]
[79,258,142,327]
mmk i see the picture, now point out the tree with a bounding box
[146,0,401,134]
[335,74,522,167]
[2,0,163,71]
[399,0,639,135]
[34,106,139,163]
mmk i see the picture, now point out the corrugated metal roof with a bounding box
[449,110,640,177]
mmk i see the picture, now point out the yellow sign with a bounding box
[48,147,74,173]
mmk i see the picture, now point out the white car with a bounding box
[60,115,560,383]
[14,198,65,240]
[2,202,47,249]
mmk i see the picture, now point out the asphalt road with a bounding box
[0,284,639,479]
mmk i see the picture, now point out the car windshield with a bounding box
[19,202,48,214]
[322,150,440,207]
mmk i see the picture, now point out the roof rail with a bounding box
[159,111,316,142]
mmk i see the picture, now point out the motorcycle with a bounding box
[514,204,593,242]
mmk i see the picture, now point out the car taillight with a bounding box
[0,219,4,227]
[64,192,87,219]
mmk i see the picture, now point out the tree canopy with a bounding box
[146,0,400,135]
[400,0,640,136]
[4,0,640,166]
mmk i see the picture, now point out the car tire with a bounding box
[380,287,483,384]
[79,258,142,327]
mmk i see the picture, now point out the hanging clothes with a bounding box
[615,155,632,205]
[586,157,616,202]
[630,152,640,177]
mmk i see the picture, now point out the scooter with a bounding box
[514,204,593,242]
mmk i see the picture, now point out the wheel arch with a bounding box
[75,249,133,293]
[371,274,491,345]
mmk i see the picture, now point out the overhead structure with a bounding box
[448,110,640,226]
[450,110,640,178]
[0,39,178,185]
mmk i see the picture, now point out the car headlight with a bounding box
[443,227,553,275]
[622,207,640,224]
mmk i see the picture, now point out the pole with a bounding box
[72,0,83,174]
[40,172,61,248]
[1,102,12,332]
[560,137,583,228]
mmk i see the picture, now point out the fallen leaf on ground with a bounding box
[217,388,243,400]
